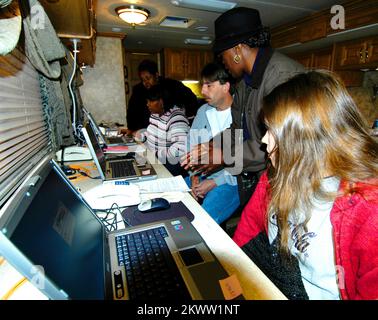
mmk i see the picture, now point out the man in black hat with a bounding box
[182,7,304,209]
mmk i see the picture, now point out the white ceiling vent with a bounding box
[159,16,195,28]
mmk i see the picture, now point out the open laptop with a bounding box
[82,106,136,146]
[0,159,233,300]
[81,123,157,182]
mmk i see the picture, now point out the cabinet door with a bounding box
[366,37,378,65]
[202,51,214,66]
[335,41,366,68]
[185,50,201,80]
[290,52,313,69]
[299,14,328,43]
[164,48,186,80]
[328,1,378,35]
[271,24,299,49]
[312,47,333,70]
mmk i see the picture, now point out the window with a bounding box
[0,48,51,207]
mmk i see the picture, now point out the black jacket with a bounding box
[223,49,304,175]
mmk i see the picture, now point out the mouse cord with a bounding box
[93,203,129,232]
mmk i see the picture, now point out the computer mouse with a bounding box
[137,198,170,213]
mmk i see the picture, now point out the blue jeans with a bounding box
[185,176,240,224]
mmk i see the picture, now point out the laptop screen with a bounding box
[83,107,107,145]
[7,162,106,299]
[85,122,107,174]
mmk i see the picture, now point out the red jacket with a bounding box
[233,171,378,300]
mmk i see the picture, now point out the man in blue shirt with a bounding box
[186,63,240,224]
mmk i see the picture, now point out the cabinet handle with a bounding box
[359,48,363,61]
[365,49,369,62]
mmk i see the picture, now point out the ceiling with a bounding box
[97,0,342,52]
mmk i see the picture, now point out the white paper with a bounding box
[131,176,190,194]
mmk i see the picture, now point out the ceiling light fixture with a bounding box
[171,0,236,13]
[115,5,150,26]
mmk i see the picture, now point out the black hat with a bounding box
[213,7,263,54]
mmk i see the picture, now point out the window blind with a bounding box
[0,48,50,207]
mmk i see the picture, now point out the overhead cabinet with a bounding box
[327,0,378,35]
[288,46,364,87]
[163,48,201,80]
[272,0,378,49]
[334,36,378,69]
[289,47,333,70]
[39,0,97,66]
[162,48,213,81]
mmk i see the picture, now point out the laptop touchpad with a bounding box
[179,247,204,266]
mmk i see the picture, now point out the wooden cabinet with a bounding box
[201,51,215,68]
[272,0,378,49]
[271,23,300,49]
[39,0,97,66]
[290,52,313,69]
[163,48,203,80]
[289,46,362,86]
[327,0,378,35]
[313,47,334,70]
[299,14,328,43]
[289,47,333,70]
[334,36,378,69]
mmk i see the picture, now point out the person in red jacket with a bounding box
[233,70,378,300]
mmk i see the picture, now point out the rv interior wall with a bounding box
[80,36,127,126]
[348,71,378,125]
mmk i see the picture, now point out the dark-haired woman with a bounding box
[144,84,189,176]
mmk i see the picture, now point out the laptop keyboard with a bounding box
[110,160,137,177]
[115,227,191,300]
[107,136,124,143]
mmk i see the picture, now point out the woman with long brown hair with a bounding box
[233,70,378,300]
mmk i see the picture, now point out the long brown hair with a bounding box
[262,70,378,255]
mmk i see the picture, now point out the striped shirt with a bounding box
[146,106,189,163]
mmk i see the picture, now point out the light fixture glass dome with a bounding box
[116,5,150,25]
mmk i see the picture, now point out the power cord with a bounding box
[93,203,128,232]
[63,164,98,180]
[68,38,79,139]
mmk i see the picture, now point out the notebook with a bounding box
[81,123,157,182]
[0,159,233,300]
[82,106,136,146]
